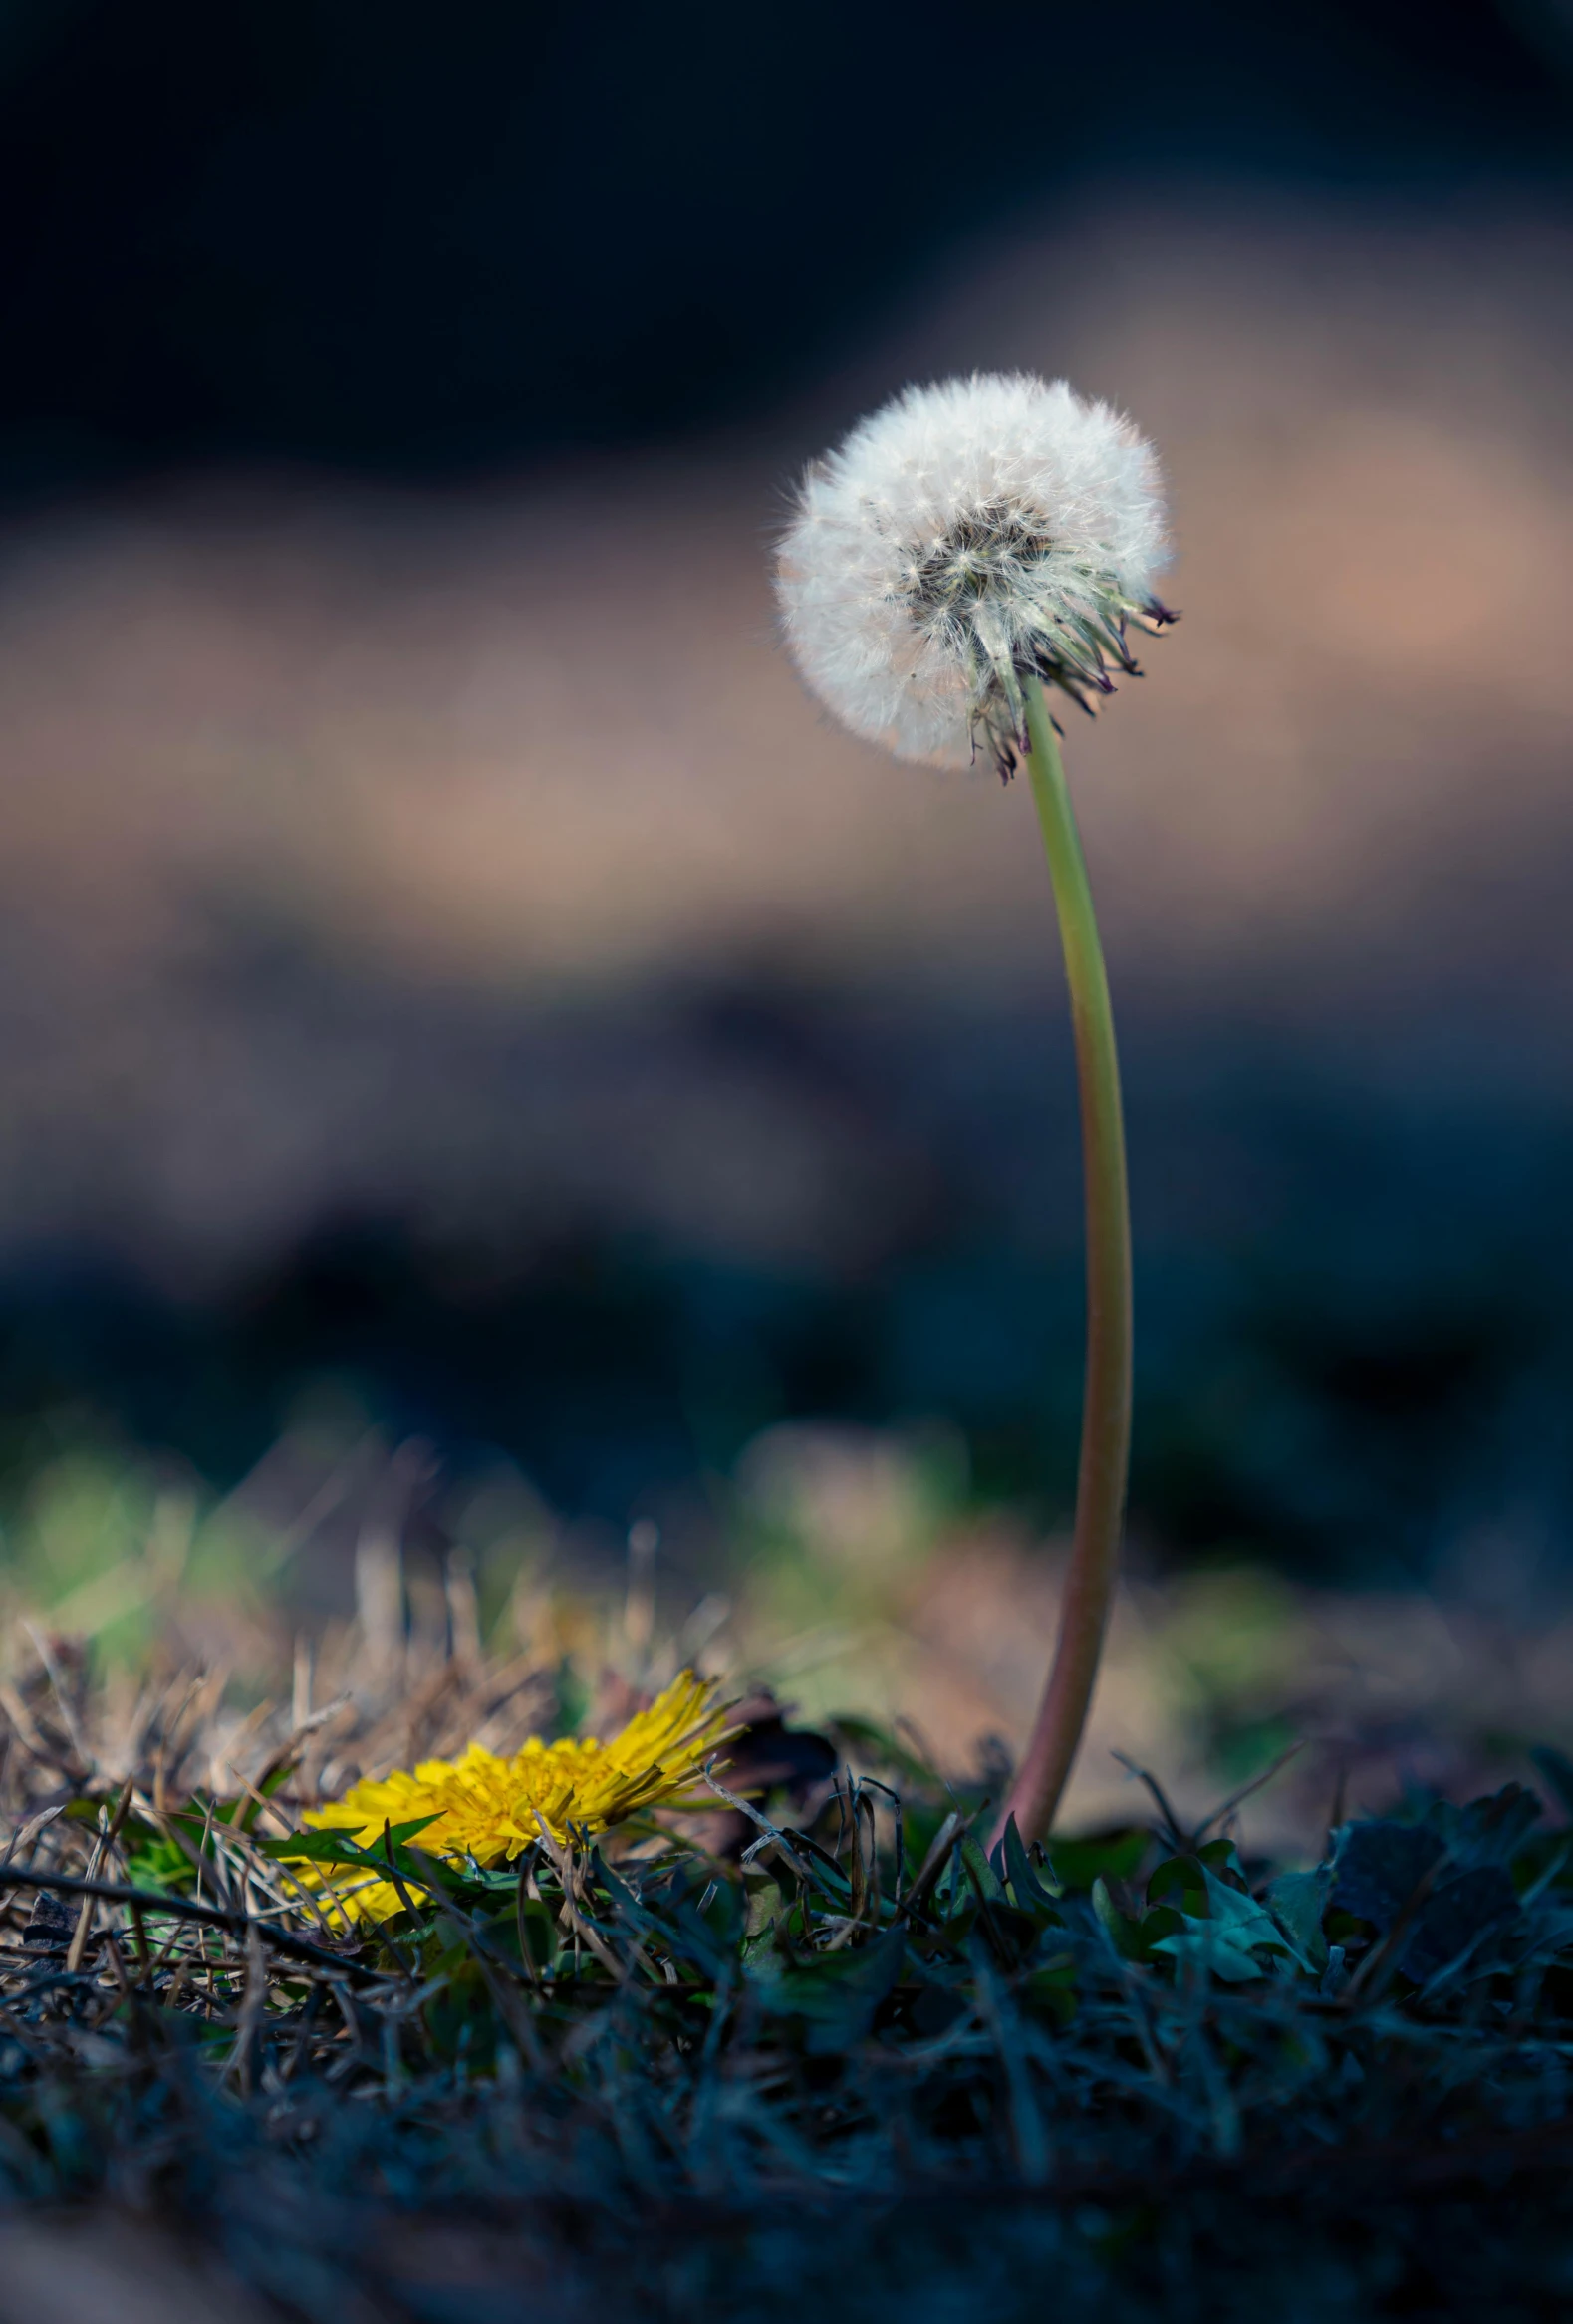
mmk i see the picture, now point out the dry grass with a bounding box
[2,1417,1569,1869]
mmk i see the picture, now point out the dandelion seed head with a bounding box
[776,372,1172,771]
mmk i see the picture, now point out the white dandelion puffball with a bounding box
[776,372,1172,770]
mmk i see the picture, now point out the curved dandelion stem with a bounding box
[995,679,1133,1846]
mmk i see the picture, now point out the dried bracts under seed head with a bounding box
[777,372,1174,775]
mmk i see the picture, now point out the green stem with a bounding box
[995,679,1133,1847]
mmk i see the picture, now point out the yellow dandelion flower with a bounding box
[286,1669,733,1928]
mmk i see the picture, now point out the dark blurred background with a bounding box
[1,0,1573,1769]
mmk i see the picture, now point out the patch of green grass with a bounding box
[6,1708,1573,2318]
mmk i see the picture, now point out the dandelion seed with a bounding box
[776,371,1172,775]
[290,1670,734,1927]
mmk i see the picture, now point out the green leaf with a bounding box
[994,1815,1063,1917]
[1148,1854,1208,1914]
[743,1869,785,1942]
[698,1877,741,1943]
[123,1836,198,1895]
[1050,1829,1149,1892]
[1196,1837,1248,1883]
[587,1846,639,1915]
[1151,1926,1266,1982]
[776,1827,854,1906]
[1427,1783,1542,1872]
[746,1926,908,2054]
[1266,1869,1330,1973]
[1092,1877,1147,1961]
[958,1832,1005,1906]
[262,1814,442,1868]
[1200,1867,1293,1951]
[512,1896,559,1973]
[975,1899,1049,1971]
[1022,1951,1078,2027]
[1144,1868,1301,1983]
[1094,1878,1188,1964]
[1332,1821,1444,1930]
[1531,1746,1573,1827]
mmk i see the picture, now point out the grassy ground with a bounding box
[6,1591,1573,2323]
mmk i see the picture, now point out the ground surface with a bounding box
[5,1637,1573,2321]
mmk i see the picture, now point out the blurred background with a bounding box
[1,0,1572,1840]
